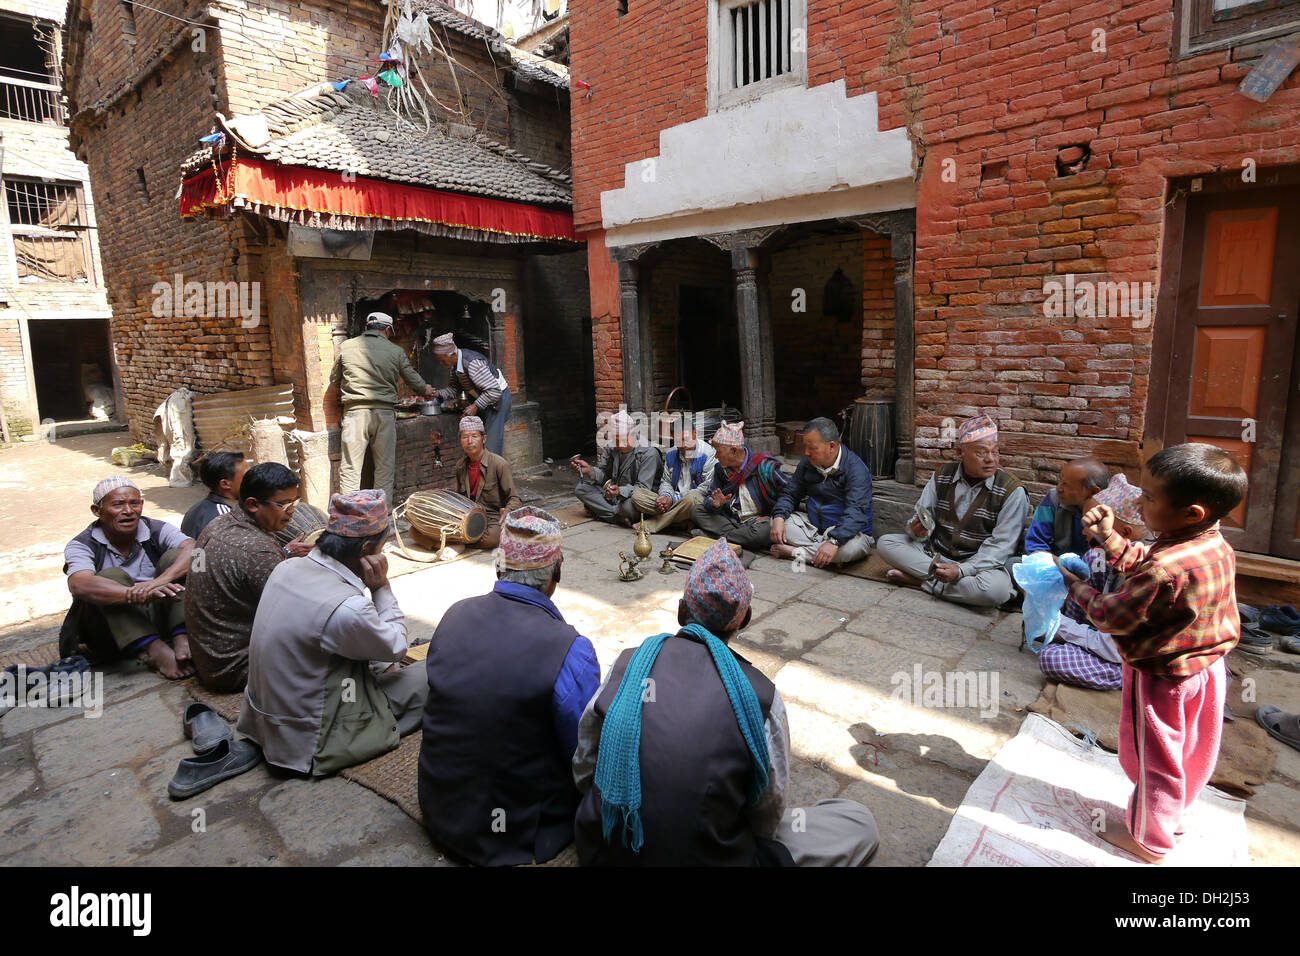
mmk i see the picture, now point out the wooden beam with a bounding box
[1236,551,1300,585]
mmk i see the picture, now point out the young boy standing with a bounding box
[1054,444,1247,863]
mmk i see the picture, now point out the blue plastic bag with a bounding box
[1012,551,1086,653]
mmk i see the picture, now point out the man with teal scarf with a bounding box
[572,538,879,866]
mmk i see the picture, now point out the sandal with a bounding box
[1255,705,1300,753]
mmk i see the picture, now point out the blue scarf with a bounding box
[594,622,770,853]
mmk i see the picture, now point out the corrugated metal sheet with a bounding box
[191,384,300,472]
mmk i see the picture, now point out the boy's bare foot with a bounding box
[141,639,195,680]
[769,543,797,559]
[172,632,192,664]
[1098,824,1165,864]
[886,568,924,589]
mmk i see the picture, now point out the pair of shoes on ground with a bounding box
[1238,604,1300,655]
[167,702,262,800]
[1254,604,1300,635]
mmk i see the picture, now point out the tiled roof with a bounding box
[180,81,571,207]
[410,0,509,50]
[508,46,568,89]
[410,2,568,89]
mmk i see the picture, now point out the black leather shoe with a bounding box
[183,702,234,754]
[167,738,263,800]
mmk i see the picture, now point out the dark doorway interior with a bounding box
[351,289,494,392]
[678,285,742,411]
[29,318,114,422]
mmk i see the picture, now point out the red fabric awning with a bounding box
[180,157,577,242]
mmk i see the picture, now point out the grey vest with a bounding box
[237,556,398,774]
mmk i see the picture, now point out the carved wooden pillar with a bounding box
[732,246,778,453]
[608,242,659,414]
[702,228,780,454]
[840,209,917,484]
[890,220,916,484]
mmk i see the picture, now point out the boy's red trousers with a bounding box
[1118,657,1226,856]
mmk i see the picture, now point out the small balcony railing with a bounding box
[0,75,66,125]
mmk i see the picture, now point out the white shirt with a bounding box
[910,468,1030,577]
[814,446,844,478]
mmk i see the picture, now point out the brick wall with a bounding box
[66,29,260,441]
[508,84,571,173]
[586,229,622,411]
[570,0,1300,485]
[861,232,897,399]
[0,318,31,434]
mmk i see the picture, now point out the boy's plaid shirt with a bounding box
[1065,523,1239,681]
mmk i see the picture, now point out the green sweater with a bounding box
[330,331,428,410]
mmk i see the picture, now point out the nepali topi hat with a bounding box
[328,489,389,537]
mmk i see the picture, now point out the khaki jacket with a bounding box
[330,331,428,410]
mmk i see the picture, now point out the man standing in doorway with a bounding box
[330,312,436,508]
[433,332,513,457]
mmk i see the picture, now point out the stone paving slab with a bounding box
[134,822,285,867]
[799,574,894,613]
[257,776,443,864]
[844,605,986,662]
[954,641,1046,712]
[4,767,161,865]
[876,586,1001,632]
[838,770,973,868]
[741,602,850,658]
[0,742,37,807]
[33,692,186,788]
[743,566,823,604]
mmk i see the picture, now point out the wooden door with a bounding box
[1166,186,1300,555]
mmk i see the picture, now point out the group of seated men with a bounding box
[56,406,1125,864]
[570,410,1097,608]
[61,466,879,865]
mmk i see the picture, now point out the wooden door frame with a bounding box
[1146,165,1300,458]
[1147,166,1300,554]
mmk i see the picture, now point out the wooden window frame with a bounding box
[707,0,807,112]
[1174,0,1300,58]
[4,178,96,286]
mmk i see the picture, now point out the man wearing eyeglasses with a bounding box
[877,414,1029,608]
[184,463,312,692]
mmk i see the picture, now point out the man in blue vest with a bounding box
[62,476,195,679]
[629,414,716,532]
[572,538,878,866]
[769,417,875,568]
[418,506,600,866]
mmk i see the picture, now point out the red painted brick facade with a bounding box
[569,0,1300,485]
